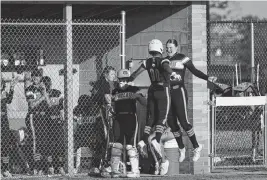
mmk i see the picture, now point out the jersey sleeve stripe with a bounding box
[142,60,146,68]
[161,59,170,64]
[182,57,190,64]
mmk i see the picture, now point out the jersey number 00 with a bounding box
[149,68,160,82]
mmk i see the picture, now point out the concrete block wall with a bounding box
[189,1,210,174]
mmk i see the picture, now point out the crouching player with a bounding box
[109,69,147,178]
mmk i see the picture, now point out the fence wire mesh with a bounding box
[212,105,265,168]
[1,18,121,178]
[207,21,267,95]
[208,21,267,170]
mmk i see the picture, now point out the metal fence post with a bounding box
[251,22,255,83]
[120,11,126,69]
[64,4,74,176]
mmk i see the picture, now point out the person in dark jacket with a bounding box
[1,76,18,177]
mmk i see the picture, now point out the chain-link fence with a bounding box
[207,21,267,95]
[210,96,266,170]
[207,21,267,171]
[1,18,121,178]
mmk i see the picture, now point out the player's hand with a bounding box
[104,94,112,104]
[127,81,135,86]
[171,72,181,81]
[208,76,217,83]
[130,93,140,100]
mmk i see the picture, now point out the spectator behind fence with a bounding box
[73,94,105,173]
[24,69,46,176]
[90,66,119,142]
[40,76,66,175]
[1,76,18,177]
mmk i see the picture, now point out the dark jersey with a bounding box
[1,89,14,115]
[91,78,118,105]
[112,85,140,114]
[168,53,209,86]
[25,84,46,113]
[141,57,172,86]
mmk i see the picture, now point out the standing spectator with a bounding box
[40,76,66,175]
[165,39,216,162]
[24,69,47,175]
[88,66,118,174]
[1,76,18,177]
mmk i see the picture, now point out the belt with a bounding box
[117,112,135,115]
[171,85,180,89]
[152,82,164,86]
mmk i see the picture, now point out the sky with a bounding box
[239,1,267,19]
[210,1,267,20]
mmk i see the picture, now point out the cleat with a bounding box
[193,144,203,162]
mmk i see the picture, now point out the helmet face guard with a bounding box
[148,39,163,55]
[117,69,130,79]
[117,69,131,89]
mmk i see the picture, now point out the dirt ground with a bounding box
[5,171,267,180]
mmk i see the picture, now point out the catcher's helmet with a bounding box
[117,69,130,79]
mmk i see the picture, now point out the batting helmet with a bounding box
[148,39,163,55]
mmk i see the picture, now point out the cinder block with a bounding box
[79,71,97,83]
[79,84,91,96]
[180,32,188,44]
[181,45,188,55]
[171,6,188,18]
[171,18,188,31]
[155,20,163,31]
[162,18,172,31]
[140,32,156,45]
[132,45,148,59]
[155,32,173,45]
[125,44,133,59]
[126,34,141,45]
[141,25,156,33]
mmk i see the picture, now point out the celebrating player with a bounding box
[165,39,217,162]
[129,39,180,158]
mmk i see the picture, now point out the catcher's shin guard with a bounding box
[110,143,123,178]
[126,145,140,178]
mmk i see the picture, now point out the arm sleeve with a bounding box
[161,59,173,74]
[129,63,146,81]
[184,59,209,81]
[6,89,14,104]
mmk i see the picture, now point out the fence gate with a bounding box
[1,17,122,178]
[207,21,267,171]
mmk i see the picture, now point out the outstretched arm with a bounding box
[184,59,209,81]
[129,63,146,81]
